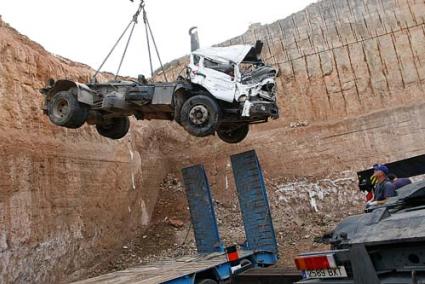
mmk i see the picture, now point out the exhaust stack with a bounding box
[189,26,200,52]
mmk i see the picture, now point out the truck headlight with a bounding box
[238,95,247,102]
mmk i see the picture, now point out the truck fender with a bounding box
[173,83,194,123]
[47,80,97,106]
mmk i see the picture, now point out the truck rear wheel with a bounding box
[180,95,220,137]
[47,90,88,129]
[216,124,249,144]
[96,117,130,140]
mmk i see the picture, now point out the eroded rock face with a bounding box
[2,0,425,282]
[0,18,169,283]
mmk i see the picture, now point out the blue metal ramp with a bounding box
[74,151,279,284]
[181,165,223,254]
[231,150,278,265]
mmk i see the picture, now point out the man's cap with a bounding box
[373,164,389,174]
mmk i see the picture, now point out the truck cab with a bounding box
[188,41,278,117]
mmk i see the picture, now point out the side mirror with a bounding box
[254,40,263,60]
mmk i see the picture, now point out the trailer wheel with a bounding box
[96,117,130,140]
[180,95,220,137]
[196,279,217,284]
[47,90,88,129]
[216,124,249,144]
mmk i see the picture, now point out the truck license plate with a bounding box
[304,266,348,279]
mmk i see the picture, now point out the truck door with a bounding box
[191,57,236,103]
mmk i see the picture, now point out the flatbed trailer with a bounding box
[73,150,282,284]
[73,251,255,284]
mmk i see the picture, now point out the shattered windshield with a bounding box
[203,58,234,77]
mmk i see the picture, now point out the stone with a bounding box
[167,219,184,228]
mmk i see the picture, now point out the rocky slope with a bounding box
[90,173,361,274]
[2,0,425,282]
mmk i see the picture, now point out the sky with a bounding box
[0,0,316,77]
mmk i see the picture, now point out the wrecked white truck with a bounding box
[41,39,279,144]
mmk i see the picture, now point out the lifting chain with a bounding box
[92,0,168,83]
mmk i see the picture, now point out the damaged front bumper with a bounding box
[242,100,279,119]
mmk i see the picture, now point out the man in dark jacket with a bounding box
[367,164,396,206]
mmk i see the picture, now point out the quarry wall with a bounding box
[1,0,425,282]
[0,18,169,283]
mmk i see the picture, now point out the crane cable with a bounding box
[143,8,167,81]
[143,8,154,78]
[92,0,168,82]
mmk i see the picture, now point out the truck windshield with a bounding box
[203,58,234,76]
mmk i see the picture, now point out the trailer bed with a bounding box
[73,251,254,284]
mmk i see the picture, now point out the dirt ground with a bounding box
[88,172,364,278]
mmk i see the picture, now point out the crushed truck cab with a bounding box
[41,41,279,143]
[189,41,278,119]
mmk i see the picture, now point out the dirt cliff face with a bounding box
[2,0,425,282]
[0,17,169,283]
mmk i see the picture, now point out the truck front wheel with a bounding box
[180,95,220,137]
[96,117,130,140]
[47,90,88,129]
[216,124,249,144]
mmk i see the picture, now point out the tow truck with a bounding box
[294,154,425,284]
[40,0,279,143]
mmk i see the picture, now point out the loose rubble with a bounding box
[89,172,364,277]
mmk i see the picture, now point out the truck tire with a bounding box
[47,90,88,129]
[180,95,220,137]
[96,117,130,140]
[216,124,249,144]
